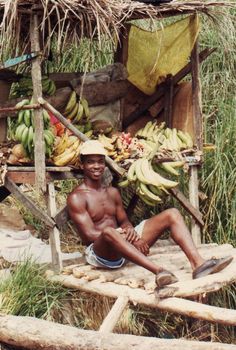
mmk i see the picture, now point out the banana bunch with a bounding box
[12,75,56,97]
[135,121,194,152]
[63,91,93,135]
[14,99,55,158]
[52,133,81,166]
[119,157,179,206]
[98,134,130,163]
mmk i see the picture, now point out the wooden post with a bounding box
[164,75,174,128]
[47,182,63,272]
[30,11,46,192]
[190,40,202,245]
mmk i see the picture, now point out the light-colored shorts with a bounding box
[84,220,147,269]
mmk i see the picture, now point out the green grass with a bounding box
[0,260,70,320]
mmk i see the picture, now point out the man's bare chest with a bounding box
[86,191,116,221]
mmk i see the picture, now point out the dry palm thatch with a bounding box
[0,0,235,58]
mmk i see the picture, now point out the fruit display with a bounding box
[135,121,193,152]
[14,99,55,159]
[52,133,81,167]
[63,91,93,135]
[11,75,56,97]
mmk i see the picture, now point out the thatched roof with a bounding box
[0,1,235,58]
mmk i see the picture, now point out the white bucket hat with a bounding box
[79,140,107,156]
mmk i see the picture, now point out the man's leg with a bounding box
[141,208,205,270]
[93,227,165,274]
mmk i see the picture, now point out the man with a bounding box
[67,140,232,289]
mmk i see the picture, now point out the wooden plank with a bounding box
[6,171,83,184]
[47,182,63,272]
[51,258,236,326]
[123,48,216,128]
[99,295,129,333]
[38,97,126,177]
[4,176,55,228]
[170,187,204,227]
[30,13,46,192]
[1,314,236,350]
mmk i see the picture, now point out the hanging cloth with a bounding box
[127,15,200,95]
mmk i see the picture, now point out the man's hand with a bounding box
[133,239,150,256]
[122,226,139,244]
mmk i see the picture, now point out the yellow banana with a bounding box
[64,91,77,116]
[67,102,79,120]
[53,150,76,166]
[127,161,137,182]
[139,182,162,202]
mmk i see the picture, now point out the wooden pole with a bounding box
[30,11,46,192]
[0,314,235,350]
[189,40,202,245]
[38,97,126,177]
[47,182,63,272]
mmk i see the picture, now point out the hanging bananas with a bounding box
[11,75,56,97]
[14,99,55,159]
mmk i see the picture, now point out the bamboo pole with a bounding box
[30,11,46,192]
[38,97,126,176]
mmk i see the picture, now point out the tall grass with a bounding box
[199,15,236,244]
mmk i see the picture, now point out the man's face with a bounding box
[81,154,106,180]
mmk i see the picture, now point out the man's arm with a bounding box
[67,191,101,244]
[111,187,150,255]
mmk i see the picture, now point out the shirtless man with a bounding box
[67,140,232,288]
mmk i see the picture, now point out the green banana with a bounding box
[159,162,179,176]
[17,110,25,124]
[15,98,30,109]
[135,159,150,185]
[46,80,56,95]
[127,161,137,182]
[74,103,84,123]
[67,102,79,120]
[21,126,29,147]
[23,109,32,127]
[15,124,26,141]
[27,126,34,154]
[139,182,162,202]
[64,91,77,115]
[80,98,90,118]
[42,109,50,127]
[118,179,129,188]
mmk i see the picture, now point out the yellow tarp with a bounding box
[127,15,200,95]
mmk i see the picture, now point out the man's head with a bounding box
[79,140,107,180]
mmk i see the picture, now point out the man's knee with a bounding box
[166,208,182,224]
[101,227,117,243]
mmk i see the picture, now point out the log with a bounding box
[0,314,235,350]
